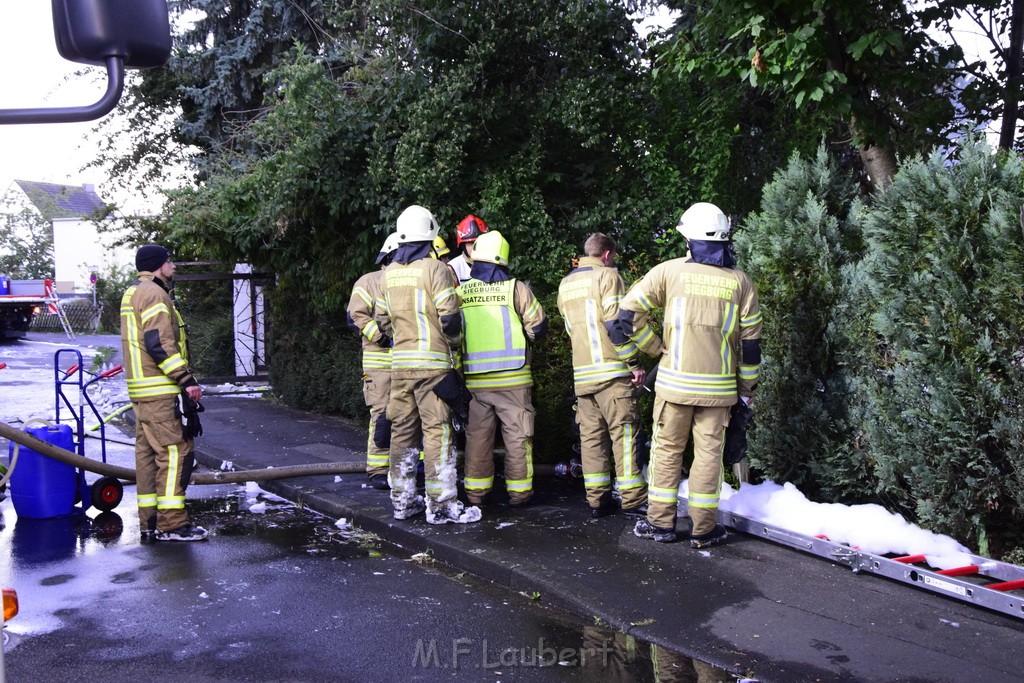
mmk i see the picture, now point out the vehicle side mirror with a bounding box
[0,0,171,124]
[52,0,172,68]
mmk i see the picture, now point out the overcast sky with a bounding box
[0,5,116,202]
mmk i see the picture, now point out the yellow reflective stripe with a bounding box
[158,354,186,374]
[617,477,645,489]
[602,294,622,308]
[632,323,656,347]
[121,287,145,379]
[362,319,381,341]
[506,478,532,492]
[367,454,389,466]
[614,343,639,362]
[137,494,157,508]
[127,385,181,399]
[433,287,456,307]
[157,496,186,510]
[741,311,762,327]
[689,490,720,509]
[573,363,630,386]
[391,350,450,370]
[584,472,611,485]
[739,365,759,380]
[464,477,494,491]
[127,377,179,389]
[165,444,180,500]
[415,289,432,352]
[465,370,532,390]
[363,349,392,370]
[720,302,738,375]
[622,423,634,474]
[140,302,170,323]
[657,368,736,396]
[354,286,373,306]
[633,290,655,311]
[524,297,541,319]
[648,486,678,503]
[668,297,687,369]
[585,299,602,364]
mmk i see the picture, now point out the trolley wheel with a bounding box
[91,477,124,511]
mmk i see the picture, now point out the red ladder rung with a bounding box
[936,565,979,577]
[988,579,1024,592]
[893,554,927,564]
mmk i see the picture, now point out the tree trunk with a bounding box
[850,115,898,191]
[999,0,1024,150]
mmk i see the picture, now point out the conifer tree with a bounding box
[858,139,1024,549]
[737,147,866,500]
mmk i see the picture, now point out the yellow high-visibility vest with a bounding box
[459,279,527,375]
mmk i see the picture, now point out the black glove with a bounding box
[179,392,205,440]
[642,363,659,393]
[431,369,472,427]
[723,400,753,466]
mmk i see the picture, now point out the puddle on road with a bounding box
[1,484,753,682]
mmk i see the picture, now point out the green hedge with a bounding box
[741,139,1024,558]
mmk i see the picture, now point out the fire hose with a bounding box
[0,421,582,486]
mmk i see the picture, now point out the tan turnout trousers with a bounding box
[463,386,535,505]
[362,371,391,477]
[576,377,647,510]
[646,398,730,535]
[134,398,193,532]
[387,374,457,515]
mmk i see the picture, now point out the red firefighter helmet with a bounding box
[455,214,489,247]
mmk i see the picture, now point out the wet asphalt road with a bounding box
[1,334,723,682]
[2,484,688,682]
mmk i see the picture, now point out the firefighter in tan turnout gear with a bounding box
[458,231,548,507]
[120,244,207,542]
[557,233,662,518]
[346,233,401,490]
[377,205,482,524]
[620,203,762,547]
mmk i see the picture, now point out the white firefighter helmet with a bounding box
[375,232,401,264]
[676,202,731,242]
[395,205,440,243]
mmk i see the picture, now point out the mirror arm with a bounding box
[0,55,124,125]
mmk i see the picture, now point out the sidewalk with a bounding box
[192,393,1024,683]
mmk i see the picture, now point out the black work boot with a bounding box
[689,524,728,549]
[633,518,677,543]
[368,473,390,490]
[589,491,619,518]
[621,502,649,518]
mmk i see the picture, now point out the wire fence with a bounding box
[29,299,102,334]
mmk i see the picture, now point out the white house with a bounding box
[7,180,133,295]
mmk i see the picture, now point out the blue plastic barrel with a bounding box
[0,274,9,295]
[8,424,77,518]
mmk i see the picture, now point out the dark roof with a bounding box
[14,180,110,220]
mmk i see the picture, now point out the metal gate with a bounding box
[174,263,274,382]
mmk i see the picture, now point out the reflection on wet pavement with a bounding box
[2,482,740,681]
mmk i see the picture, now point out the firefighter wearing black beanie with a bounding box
[135,244,170,273]
[121,242,207,542]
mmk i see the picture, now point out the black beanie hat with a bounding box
[136,244,170,272]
